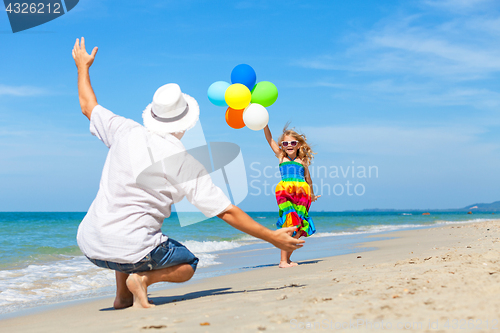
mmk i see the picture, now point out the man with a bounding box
[72,37,304,309]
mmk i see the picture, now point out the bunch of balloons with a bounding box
[207,64,278,131]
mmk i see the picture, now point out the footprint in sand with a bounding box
[141,325,166,329]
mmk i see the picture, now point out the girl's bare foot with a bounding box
[126,273,155,308]
[288,261,299,267]
[279,261,295,268]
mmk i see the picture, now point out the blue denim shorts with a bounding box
[88,238,199,274]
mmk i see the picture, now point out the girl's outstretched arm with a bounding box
[304,165,321,202]
[264,125,281,156]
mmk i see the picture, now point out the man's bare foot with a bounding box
[126,273,155,308]
[279,261,295,268]
[113,296,154,309]
[113,295,133,309]
[288,261,299,267]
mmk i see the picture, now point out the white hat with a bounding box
[142,83,200,135]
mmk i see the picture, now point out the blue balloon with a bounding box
[231,64,256,91]
[207,81,231,107]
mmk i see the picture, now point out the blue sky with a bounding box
[0,0,499,212]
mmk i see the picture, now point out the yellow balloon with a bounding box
[225,84,251,110]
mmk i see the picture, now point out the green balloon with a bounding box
[251,81,278,107]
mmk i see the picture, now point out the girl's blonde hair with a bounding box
[277,123,315,165]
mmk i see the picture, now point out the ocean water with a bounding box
[0,211,497,315]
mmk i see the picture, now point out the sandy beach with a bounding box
[1,220,499,332]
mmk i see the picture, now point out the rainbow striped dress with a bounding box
[275,159,316,237]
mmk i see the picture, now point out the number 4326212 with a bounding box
[5,2,61,14]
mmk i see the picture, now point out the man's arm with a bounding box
[72,37,98,120]
[217,205,304,252]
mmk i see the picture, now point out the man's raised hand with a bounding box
[72,37,98,70]
[73,37,98,120]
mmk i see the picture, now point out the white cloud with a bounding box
[365,23,500,77]
[0,84,47,97]
[423,0,495,11]
[292,1,500,110]
[282,78,500,110]
[302,124,499,157]
[297,15,500,79]
[0,130,33,137]
[465,16,500,36]
[365,80,500,109]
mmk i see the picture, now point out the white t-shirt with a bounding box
[77,105,231,263]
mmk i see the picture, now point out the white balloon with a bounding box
[243,103,269,131]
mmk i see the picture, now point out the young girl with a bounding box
[264,124,320,268]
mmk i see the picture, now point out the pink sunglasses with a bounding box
[282,140,298,147]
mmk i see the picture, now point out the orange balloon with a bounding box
[225,107,245,129]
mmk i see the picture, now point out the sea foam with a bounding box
[0,239,246,315]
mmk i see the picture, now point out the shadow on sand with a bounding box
[240,259,322,270]
[100,259,321,311]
